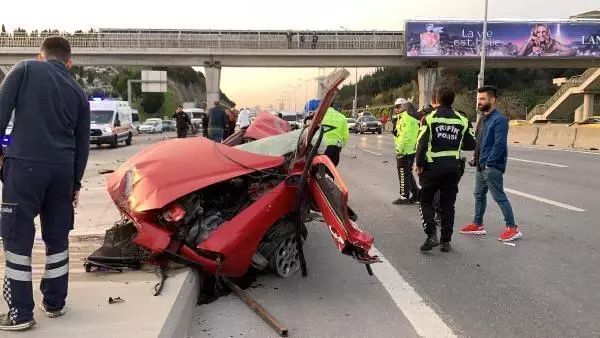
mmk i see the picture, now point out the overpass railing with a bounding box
[0,31,404,50]
[526,68,599,121]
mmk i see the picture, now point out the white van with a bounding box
[89,99,133,148]
[183,108,206,135]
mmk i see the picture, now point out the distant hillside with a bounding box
[335,66,596,121]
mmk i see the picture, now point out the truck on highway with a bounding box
[89,99,133,148]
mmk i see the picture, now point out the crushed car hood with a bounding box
[106,137,285,212]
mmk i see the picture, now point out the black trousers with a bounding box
[396,154,418,199]
[176,128,187,138]
[1,158,74,322]
[324,145,341,167]
[418,165,462,243]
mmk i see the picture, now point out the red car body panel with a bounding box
[106,137,284,212]
[196,181,298,276]
[245,111,291,140]
[308,155,374,252]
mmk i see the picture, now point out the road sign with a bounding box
[141,70,167,93]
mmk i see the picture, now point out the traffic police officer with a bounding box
[319,104,349,167]
[414,86,476,253]
[392,98,420,205]
[172,105,194,138]
[0,36,90,331]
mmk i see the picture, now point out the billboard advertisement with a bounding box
[405,21,600,58]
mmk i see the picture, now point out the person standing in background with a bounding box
[392,98,420,205]
[207,101,228,142]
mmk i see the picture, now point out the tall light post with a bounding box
[341,26,358,117]
[298,77,311,114]
[288,84,301,112]
[476,0,490,125]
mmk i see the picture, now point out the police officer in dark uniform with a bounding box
[0,36,90,331]
[414,86,476,253]
[172,105,193,138]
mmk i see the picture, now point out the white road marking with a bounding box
[505,188,586,212]
[361,149,383,156]
[370,247,457,338]
[508,157,567,168]
[511,145,600,156]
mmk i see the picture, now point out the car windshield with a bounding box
[363,116,376,122]
[90,110,113,124]
[143,121,158,125]
[282,115,297,122]
[347,118,356,123]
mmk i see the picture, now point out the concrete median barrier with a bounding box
[535,125,577,148]
[573,127,600,150]
[508,125,539,145]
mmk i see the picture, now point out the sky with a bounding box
[1,0,598,110]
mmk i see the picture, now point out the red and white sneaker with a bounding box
[499,226,522,242]
[460,223,487,235]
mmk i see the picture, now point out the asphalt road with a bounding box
[71,130,600,337]
[190,132,600,338]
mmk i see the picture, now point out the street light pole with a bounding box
[476,0,490,126]
[340,26,358,117]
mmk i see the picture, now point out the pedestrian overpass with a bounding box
[527,68,600,123]
[1,28,599,110]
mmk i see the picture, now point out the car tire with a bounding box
[125,133,132,146]
[378,130,382,134]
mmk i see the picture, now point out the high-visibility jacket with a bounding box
[417,109,471,163]
[394,111,420,155]
[321,107,349,148]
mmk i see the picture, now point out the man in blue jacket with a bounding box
[0,36,90,330]
[460,85,522,242]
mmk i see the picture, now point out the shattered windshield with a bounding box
[235,128,326,157]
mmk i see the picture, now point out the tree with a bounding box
[141,93,165,115]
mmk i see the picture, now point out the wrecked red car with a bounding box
[86,69,379,283]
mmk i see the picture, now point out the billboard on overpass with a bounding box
[405,21,600,58]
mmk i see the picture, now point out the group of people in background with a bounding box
[172,103,253,142]
[390,85,522,253]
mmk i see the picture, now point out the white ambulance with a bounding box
[89,99,133,148]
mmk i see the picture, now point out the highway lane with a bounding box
[343,133,600,337]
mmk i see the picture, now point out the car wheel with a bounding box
[125,133,132,146]
[378,130,382,134]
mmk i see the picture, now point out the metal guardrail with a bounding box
[0,31,405,50]
[526,68,600,121]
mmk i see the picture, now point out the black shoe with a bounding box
[440,242,452,252]
[409,196,419,204]
[420,234,440,251]
[393,197,412,205]
[0,313,36,331]
[39,302,66,318]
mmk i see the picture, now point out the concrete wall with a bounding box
[509,125,600,151]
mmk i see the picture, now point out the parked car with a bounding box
[347,118,357,132]
[162,120,176,132]
[355,115,382,134]
[139,119,163,134]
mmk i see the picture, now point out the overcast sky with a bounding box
[2,0,597,109]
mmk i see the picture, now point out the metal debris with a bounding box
[108,297,125,304]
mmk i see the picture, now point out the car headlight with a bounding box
[377,122,382,126]
[104,126,112,133]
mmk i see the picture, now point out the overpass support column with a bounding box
[204,61,222,110]
[417,63,439,109]
[582,93,594,120]
[574,104,584,122]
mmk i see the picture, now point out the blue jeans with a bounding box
[473,167,516,227]
[207,128,224,143]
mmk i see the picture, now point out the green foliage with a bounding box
[161,88,178,116]
[141,93,165,115]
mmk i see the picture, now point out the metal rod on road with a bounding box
[476,0,489,126]
[221,277,289,337]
